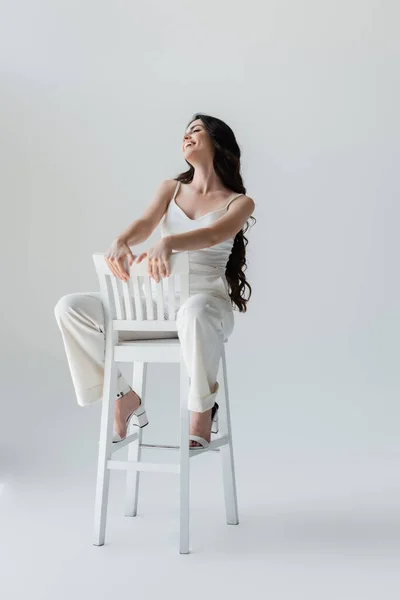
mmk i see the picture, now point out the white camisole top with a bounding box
[160,180,244,270]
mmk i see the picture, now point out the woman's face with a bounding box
[182,119,213,160]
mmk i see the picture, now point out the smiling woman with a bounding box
[120,114,256,313]
[173,113,256,313]
[54,112,256,450]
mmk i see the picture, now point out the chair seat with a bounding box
[118,338,181,347]
[114,337,182,363]
[118,337,228,346]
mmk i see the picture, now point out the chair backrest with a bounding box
[92,251,190,332]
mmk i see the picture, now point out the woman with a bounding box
[54,113,256,449]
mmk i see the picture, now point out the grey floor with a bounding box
[1,363,399,599]
[1,446,400,600]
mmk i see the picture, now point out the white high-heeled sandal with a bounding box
[189,435,211,449]
[112,385,149,443]
[189,401,219,450]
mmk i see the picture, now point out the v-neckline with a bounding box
[173,197,231,221]
[172,182,242,222]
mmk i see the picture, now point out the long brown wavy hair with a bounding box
[174,113,256,312]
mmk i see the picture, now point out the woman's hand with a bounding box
[135,238,172,283]
[104,237,136,282]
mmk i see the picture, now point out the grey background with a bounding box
[1,1,399,598]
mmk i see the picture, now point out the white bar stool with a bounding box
[92,251,239,554]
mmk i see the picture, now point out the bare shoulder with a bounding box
[148,178,178,202]
[242,194,255,209]
[137,179,179,233]
[160,178,180,195]
[230,193,256,215]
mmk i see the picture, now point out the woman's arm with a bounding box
[163,227,214,252]
[118,179,177,245]
[117,218,153,246]
[164,195,255,252]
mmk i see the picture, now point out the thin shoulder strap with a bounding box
[226,192,244,210]
[172,180,181,200]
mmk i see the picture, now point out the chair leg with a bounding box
[179,350,190,554]
[125,362,147,517]
[219,348,239,525]
[93,330,118,546]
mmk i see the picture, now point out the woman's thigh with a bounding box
[55,291,178,341]
[57,288,234,342]
[176,292,234,342]
[54,291,105,330]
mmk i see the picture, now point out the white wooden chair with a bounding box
[92,251,239,554]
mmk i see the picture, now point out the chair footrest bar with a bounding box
[103,431,139,453]
[139,436,229,452]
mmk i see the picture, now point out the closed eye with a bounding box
[184,128,201,140]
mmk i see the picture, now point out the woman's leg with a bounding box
[54,291,179,439]
[54,292,133,407]
[176,292,234,447]
[176,292,234,413]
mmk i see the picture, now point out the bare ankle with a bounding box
[115,390,140,415]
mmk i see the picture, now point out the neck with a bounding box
[189,162,222,195]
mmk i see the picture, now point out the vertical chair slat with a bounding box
[155,281,164,320]
[93,251,190,325]
[122,278,135,320]
[143,277,154,320]
[110,276,124,319]
[132,275,143,321]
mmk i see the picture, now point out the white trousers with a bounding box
[54,263,235,413]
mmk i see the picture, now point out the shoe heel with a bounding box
[135,409,149,428]
[129,407,149,429]
[211,413,219,434]
[211,401,219,434]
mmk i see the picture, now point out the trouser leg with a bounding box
[176,293,234,413]
[54,291,178,407]
[54,292,130,407]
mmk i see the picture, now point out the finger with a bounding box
[159,261,167,278]
[115,257,129,282]
[151,259,159,282]
[154,260,161,283]
[147,257,153,280]
[118,257,129,279]
[124,255,134,279]
[109,262,120,279]
[136,252,147,264]
[110,259,124,281]
[150,259,157,282]
[106,256,124,280]
[105,257,118,278]
[164,260,170,277]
